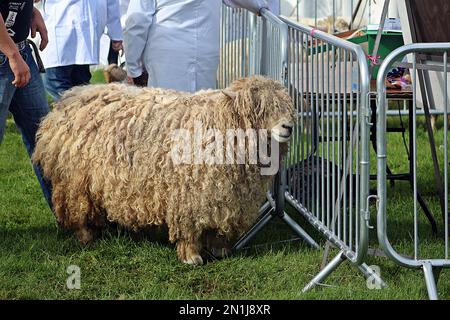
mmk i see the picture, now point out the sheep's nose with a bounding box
[282,124,293,134]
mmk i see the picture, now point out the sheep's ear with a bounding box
[221,89,237,100]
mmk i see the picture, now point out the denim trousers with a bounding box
[44,64,91,101]
[0,44,53,209]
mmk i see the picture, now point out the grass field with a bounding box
[0,71,449,300]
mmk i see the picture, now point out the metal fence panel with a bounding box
[377,43,450,300]
[279,17,384,291]
[218,4,384,292]
[218,5,319,253]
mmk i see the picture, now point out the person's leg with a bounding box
[108,41,119,65]
[0,53,16,144]
[70,64,91,86]
[43,65,74,102]
[10,46,53,209]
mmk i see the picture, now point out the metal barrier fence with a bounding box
[218,6,288,87]
[218,4,385,291]
[377,43,450,300]
[279,17,385,291]
[218,5,320,251]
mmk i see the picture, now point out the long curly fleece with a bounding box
[32,76,295,263]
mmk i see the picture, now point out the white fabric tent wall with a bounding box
[280,0,399,24]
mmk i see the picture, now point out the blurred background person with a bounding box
[39,0,123,101]
[124,0,270,92]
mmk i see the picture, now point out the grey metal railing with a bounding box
[218,5,319,251]
[280,17,385,292]
[218,3,386,292]
[377,43,450,300]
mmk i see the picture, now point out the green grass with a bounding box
[0,73,449,299]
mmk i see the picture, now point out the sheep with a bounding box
[103,64,127,83]
[32,76,295,265]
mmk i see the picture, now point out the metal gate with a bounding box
[218,4,385,291]
[218,5,319,251]
[377,43,450,300]
[279,17,385,291]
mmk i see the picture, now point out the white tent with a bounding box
[280,0,399,25]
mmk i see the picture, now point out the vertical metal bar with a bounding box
[293,28,299,199]
[301,31,306,206]
[337,48,342,240]
[315,0,318,28]
[444,51,449,260]
[303,36,313,212]
[315,38,320,219]
[333,0,336,34]
[332,45,336,235]
[321,40,325,224]
[222,7,226,88]
[343,50,348,246]
[356,57,361,254]
[350,0,354,31]
[413,52,419,260]
[349,52,354,251]
[326,42,331,229]
[311,34,316,217]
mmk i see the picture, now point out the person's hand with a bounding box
[127,76,134,85]
[9,52,31,88]
[111,40,123,52]
[31,7,48,51]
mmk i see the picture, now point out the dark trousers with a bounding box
[43,64,91,102]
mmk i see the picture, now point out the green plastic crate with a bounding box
[366,29,404,79]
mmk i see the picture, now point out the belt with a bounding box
[15,40,28,51]
[27,40,45,73]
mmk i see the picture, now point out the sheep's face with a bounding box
[222,76,296,144]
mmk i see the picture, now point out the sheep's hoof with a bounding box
[182,254,204,266]
[177,241,203,266]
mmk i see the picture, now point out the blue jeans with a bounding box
[0,44,53,210]
[44,64,91,101]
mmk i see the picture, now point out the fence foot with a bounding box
[280,212,319,249]
[423,262,439,300]
[302,251,346,293]
[232,205,274,252]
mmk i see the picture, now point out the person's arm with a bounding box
[107,0,124,51]
[31,7,48,51]
[123,0,155,78]
[0,16,30,87]
[222,0,269,15]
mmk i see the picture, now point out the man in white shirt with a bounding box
[39,0,123,100]
[124,0,270,92]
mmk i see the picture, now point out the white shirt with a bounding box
[124,0,268,92]
[40,0,123,68]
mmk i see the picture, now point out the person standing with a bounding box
[0,0,52,208]
[108,0,130,65]
[39,0,123,101]
[124,0,270,92]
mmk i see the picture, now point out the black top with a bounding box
[0,0,33,43]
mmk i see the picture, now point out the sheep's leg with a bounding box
[176,239,203,266]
